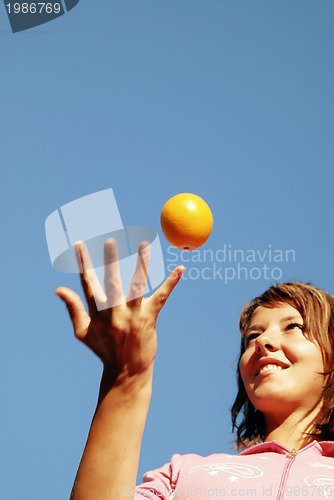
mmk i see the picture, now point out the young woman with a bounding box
[57,239,334,499]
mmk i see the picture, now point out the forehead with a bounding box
[248,304,302,326]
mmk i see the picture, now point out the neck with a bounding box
[263,404,323,451]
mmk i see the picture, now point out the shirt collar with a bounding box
[239,440,334,457]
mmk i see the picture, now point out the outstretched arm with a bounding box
[56,239,184,500]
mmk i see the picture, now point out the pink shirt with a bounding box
[133,441,334,499]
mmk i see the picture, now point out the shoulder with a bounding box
[142,451,237,481]
[140,451,236,477]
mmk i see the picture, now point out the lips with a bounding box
[255,358,290,376]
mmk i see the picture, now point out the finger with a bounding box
[75,241,106,312]
[104,238,125,308]
[56,287,91,340]
[149,265,185,317]
[127,241,151,308]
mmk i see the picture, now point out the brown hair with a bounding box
[231,282,334,450]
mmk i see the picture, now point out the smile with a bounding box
[256,364,288,377]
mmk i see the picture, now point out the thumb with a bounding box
[56,287,90,340]
[150,265,185,317]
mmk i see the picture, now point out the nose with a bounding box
[254,330,280,353]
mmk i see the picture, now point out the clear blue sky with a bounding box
[1,1,334,498]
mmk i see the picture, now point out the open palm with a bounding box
[56,239,184,381]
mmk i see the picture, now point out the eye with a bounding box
[244,332,259,346]
[285,323,303,332]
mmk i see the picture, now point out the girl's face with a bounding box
[239,304,325,417]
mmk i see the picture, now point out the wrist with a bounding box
[97,365,154,407]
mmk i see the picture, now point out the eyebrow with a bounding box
[245,315,303,334]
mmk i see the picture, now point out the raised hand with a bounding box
[56,238,184,383]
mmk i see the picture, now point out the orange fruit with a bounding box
[160,193,213,251]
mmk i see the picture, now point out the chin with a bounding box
[248,390,292,412]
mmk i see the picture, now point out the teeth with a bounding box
[259,364,283,375]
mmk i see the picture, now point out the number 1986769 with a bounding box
[6,3,61,14]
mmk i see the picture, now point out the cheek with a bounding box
[308,348,324,374]
[283,341,324,376]
[286,341,323,365]
[239,353,250,380]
